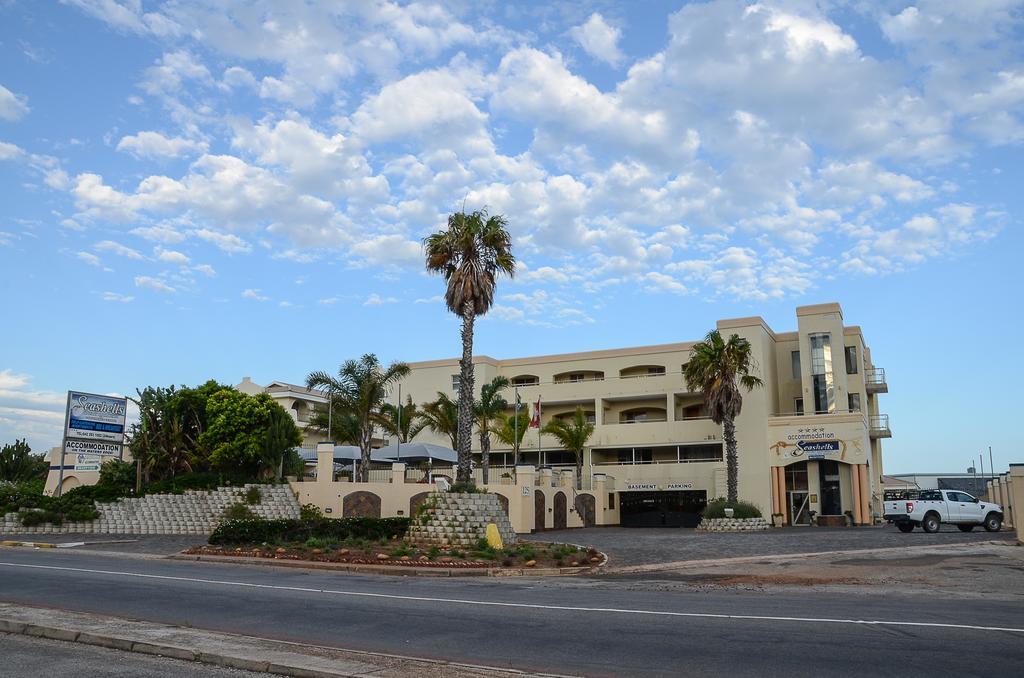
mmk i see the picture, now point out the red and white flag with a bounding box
[529,396,542,428]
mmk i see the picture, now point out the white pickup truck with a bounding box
[884,489,1003,533]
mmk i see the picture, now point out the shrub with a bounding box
[449,482,483,494]
[223,503,257,521]
[244,486,262,505]
[98,459,135,493]
[209,517,411,546]
[702,498,763,519]
[305,537,327,549]
[300,503,323,520]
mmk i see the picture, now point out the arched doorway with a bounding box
[553,491,567,530]
[534,490,545,532]
[575,494,596,527]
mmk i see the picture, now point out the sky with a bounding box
[1,0,1022,474]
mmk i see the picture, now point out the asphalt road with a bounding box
[0,632,263,677]
[1,549,1022,677]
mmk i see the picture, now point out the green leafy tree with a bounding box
[542,407,595,490]
[683,330,764,504]
[201,391,301,478]
[0,439,49,483]
[262,404,304,480]
[424,209,515,483]
[129,380,231,482]
[474,376,509,485]
[493,409,530,467]
[304,400,360,445]
[380,395,418,444]
[306,354,410,482]
[411,392,459,450]
[97,459,135,493]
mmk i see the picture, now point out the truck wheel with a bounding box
[983,513,1002,533]
[922,513,941,533]
[897,523,915,533]
[957,524,974,532]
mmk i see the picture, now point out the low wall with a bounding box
[290,461,613,534]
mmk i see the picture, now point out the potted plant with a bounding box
[772,512,784,527]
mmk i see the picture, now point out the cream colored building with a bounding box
[392,302,889,527]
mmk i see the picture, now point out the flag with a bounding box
[530,396,541,428]
[514,391,522,412]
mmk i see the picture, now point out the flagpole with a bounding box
[514,387,520,468]
[537,395,542,464]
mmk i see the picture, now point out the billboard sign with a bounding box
[65,391,128,443]
[797,440,841,460]
[74,454,101,472]
[64,439,122,457]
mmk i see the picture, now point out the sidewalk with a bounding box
[0,603,559,678]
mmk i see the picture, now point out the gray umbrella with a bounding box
[375,442,457,463]
[332,445,395,463]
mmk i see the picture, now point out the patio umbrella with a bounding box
[375,442,457,463]
[332,445,394,462]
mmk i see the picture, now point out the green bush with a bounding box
[209,517,411,545]
[300,503,323,520]
[702,498,763,519]
[244,486,262,505]
[98,459,135,493]
[223,503,257,521]
[449,482,483,494]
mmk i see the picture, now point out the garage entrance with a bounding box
[619,490,708,527]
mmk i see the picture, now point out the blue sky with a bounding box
[1,0,1022,474]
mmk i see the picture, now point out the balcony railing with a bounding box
[869,414,891,438]
[865,367,888,393]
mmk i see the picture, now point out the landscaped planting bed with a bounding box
[185,536,603,570]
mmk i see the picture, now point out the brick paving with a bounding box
[523,525,1018,567]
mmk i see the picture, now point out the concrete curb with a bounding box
[0,603,565,677]
[1,541,65,549]
[602,539,1017,574]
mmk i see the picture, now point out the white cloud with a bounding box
[242,288,269,301]
[117,131,208,159]
[0,141,24,161]
[363,293,397,306]
[130,225,186,243]
[0,83,30,121]
[155,248,190,265]
[134,275,176,293]
[350,234,422,267]
[193,263,216,276]
[77,251,103,267]
[96,239,144,259]
[192,228,252,254]
[570,13,625,67]
[102,291,135,303]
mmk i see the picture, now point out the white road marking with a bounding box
[3,560,1023,635]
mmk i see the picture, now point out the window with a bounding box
[847,393,861,412]
[511,375,539,386]
[608,493,615,510]
[794,397,804,415]
[451,374,460,390]
[809,333,835,414]
[648,366,666,376]
[791,351,801,379]
[845,346,858,374]
[568,373,585,383]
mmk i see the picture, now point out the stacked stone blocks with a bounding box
[0,484,301,535]
[697,517,771,532]
[406,492,517,548]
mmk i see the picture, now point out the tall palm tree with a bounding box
[304,402,360,446]
[542,407,594,490]
[411,392,459,450]
[306,354,410,482]
[683,330,764,504]
[424,209,515,483]
[380,395,418,444]
[474,376,509,485]
[494,408,530,467]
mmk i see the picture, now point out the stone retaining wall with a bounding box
[406,492,517,548]
[0,485,301,535]
[697,517,771,532]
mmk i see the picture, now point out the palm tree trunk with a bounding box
[480,431,490,486]
[723,416,738,503]
[575,451,582,491]
[456,300,476,484]
[359,418,372,483]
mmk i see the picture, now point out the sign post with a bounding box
[57,390,128,497]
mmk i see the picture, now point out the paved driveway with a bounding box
[522,525,1018,567]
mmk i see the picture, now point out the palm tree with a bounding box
[306,354,410,482]
[494,408,530,467]
[683,330,764,504]
[424,209,515,483]
[542,407,594,490]
[380,395,418,444]
[474,376,509,485]
[411,392,459,450]
[304,402,360,446]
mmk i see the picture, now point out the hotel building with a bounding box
[392,302,889,527]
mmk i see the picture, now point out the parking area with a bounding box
[523,525,1018,567]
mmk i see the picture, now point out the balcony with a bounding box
[869,414,891,438]
[865,367,888,394]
